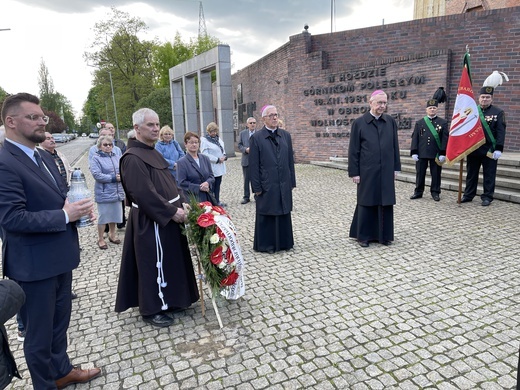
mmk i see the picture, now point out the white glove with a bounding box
[492,151,502,160]
[412,154,419,162]
[438,155,446,163]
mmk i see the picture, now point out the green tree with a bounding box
[0,86,8,102]
[38,60,75,132]
[151,33,191,88]
[137,88,172,127]
[151,33,222,88]
[84,7,157,128]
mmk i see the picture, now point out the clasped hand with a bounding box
[199,181,209,192]
[172,207,187,224]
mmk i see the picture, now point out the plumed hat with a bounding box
[480,71,509,95]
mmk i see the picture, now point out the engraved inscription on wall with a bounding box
[305,67,424,138]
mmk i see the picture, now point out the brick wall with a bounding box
[232,7,520,162]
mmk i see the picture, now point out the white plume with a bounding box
[483,71,509,88]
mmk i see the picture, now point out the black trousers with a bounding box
[213,176,223,203]
[242,165,251,200]
[414,158,442,195]
[463,153,498,201]
[17,272,73,388]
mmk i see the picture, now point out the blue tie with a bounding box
[34,150,58,188]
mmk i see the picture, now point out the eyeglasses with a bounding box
[11,114,50,124]
[375,101,388,106]
[248,122,256,125]
[187,141,199,145]
[102,143,113,147]
[267,113,278,119]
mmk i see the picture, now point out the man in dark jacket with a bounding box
[461,86,506,206]
[0,279,25,389]
[348,90,401,247]
[0,93,101,389]
[237,117,257,204]
[249,105,296,253]
[410,99,449,201]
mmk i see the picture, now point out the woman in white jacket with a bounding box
[200,122,227,206]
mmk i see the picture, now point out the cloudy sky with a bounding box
[0,0,413,117]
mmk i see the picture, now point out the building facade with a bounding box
[231,6,519,163]
[414,0,520,18]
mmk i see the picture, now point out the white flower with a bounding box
[218,261,227,269]
[209,233,220,244]
[203,206,212,213]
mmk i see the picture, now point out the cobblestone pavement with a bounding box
[3,150,520,389]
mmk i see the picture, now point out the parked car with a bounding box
[81,133,87,137]
[52,133,68,143]
[89,133,99,138]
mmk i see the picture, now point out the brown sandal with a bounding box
[109,237,121,245]
[98,240,108,250]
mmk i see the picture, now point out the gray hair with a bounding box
[132,108,158,126]
[127,129,136,139]
[97,135,114,149]
[0,125,4,145]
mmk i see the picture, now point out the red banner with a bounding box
[446,54,485,164]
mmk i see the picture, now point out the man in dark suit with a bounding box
[409,99,449,201]
[0,93,101,389]
[237,117,257,204]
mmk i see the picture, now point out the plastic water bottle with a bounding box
[67,168,93,228]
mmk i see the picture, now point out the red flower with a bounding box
[220,270,239,286]
[210,246,223,265]
[199,201,212,208]
[225,247,234,264]
[216,227,225,239]
[212,205,226,215]
[197,213,215,228]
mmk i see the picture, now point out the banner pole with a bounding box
[211,291,224,329]
[197,256,205,317]
[457,159,464,204]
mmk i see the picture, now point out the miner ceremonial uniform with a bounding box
[410,98,448,201]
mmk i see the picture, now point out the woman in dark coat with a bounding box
[249,105,296,253]
[176,132,216,204]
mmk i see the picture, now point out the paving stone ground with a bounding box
[3,148,520,389]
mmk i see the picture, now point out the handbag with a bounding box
[207,190,219,206]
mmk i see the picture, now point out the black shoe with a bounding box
[71,292,78,300]
[142,313,174,327]
[481,199,491,206]
[381,240,392,246]
[410,193,422,200]
[218,202,227,208]
[460,197,472,203]
[240,198,250,204]
[432,194,440,202]
[117,223,126,229]
[358,241,369,248]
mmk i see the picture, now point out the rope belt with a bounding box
[132,195,180,209]
[130,194,180,311]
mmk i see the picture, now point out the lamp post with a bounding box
[108,71,120,140]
